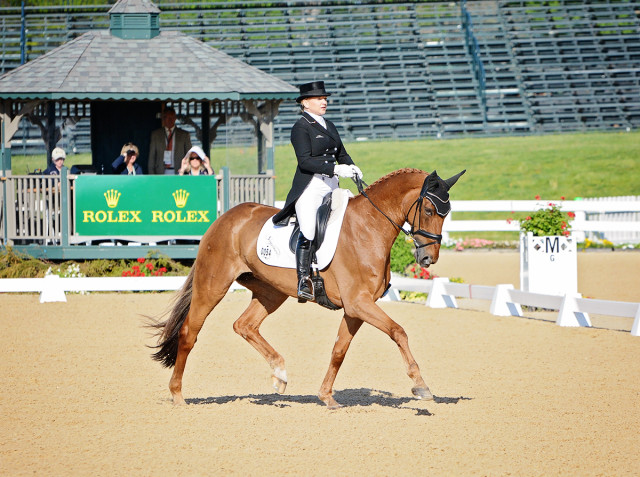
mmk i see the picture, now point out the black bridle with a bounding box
[353,176,443,249]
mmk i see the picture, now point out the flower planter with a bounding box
[520,232,577,296]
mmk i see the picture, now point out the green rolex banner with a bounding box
[75,176,217,236]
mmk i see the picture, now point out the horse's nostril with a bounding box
[421,256,432,267]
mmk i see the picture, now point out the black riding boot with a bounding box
[296,234,314,301]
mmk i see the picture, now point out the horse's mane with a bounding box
[364,168,426,192]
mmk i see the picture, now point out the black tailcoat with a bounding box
[272,112,354,225]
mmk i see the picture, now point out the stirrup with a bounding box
[297,276,314,301]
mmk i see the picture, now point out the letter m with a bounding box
[545,237,559,253]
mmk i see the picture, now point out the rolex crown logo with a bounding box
[104,189,121,208]
[173,189,189,208]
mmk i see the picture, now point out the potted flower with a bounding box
[519,200,577,296]
[519,202,574,237]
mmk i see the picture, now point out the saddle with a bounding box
[288,192,333,254]
[288,192,341,311]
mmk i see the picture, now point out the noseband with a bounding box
[354,176,443,249]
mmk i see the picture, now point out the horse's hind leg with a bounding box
[170,276,234,405]
[233,277,289,393]
[318,315,363,409]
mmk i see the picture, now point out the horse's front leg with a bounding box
[345,298,433,402]
[318,315,363,409]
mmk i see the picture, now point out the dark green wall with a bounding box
[90,101,161,175]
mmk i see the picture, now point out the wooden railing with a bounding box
[0,171,275,247]
[2,174,73,243]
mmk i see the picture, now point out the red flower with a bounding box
[560,196,565,200]
[146,263,154,270]
[535,195,541,200]
[506,218,513,224]
[132,265,140,271]
[567,211,575,218]
[137,257,145,263]
[159,267,167,273]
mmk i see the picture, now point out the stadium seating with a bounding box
[1,1,639,153]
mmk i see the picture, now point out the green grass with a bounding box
[274,130,640,201]
[11,130,640,204]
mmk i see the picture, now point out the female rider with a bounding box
[272,81,362,301]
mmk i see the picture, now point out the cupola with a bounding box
[109,0,160,40]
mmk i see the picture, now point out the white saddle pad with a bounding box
[257,188,353,269]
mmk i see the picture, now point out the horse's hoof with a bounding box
[272,367,288,394]
[272,376,287,394]
[319,394,343,409]
[412,386,434,401]
[172,394,187,406]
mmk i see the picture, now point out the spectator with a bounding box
[148,106,192,175]
[44,147,67,175]
[178,146,214,176]
[112,143,143,175]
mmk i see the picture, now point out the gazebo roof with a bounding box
[0,4,297,102]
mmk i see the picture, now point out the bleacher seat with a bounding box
[1,1,639,152]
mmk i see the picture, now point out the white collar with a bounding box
[305,111,326,129]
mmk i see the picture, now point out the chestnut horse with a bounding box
[150,168,465,409]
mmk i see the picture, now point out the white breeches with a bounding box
[295,174,338,240]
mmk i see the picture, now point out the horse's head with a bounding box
[408,169,466,268]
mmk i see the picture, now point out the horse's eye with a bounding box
[424,209,433,217]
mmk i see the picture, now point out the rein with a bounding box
[353,176,443,249]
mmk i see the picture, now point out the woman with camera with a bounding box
[112,143,144,175]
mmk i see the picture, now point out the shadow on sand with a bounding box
[186,388,471,415]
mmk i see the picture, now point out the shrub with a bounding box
[390,235,415,273]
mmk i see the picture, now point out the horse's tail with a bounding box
[147,263,196,368]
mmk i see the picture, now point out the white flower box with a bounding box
[520,232,577,296]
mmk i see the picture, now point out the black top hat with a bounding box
[296,81,332,103]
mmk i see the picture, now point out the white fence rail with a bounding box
[1,274,637,336]
[383,277,640,336]
[445,198,640,243]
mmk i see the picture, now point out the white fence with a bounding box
[382,277,640,337]
[0,274,637,337]
[444,198,640,243]
[582,196,640,243]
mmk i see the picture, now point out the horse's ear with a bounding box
[444,170,466,189]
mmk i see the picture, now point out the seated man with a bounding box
[44,147,66,175]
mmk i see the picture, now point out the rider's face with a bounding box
[302,96,328,116]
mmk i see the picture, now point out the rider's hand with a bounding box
[351,165,363,180]
[334,164,354,178]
